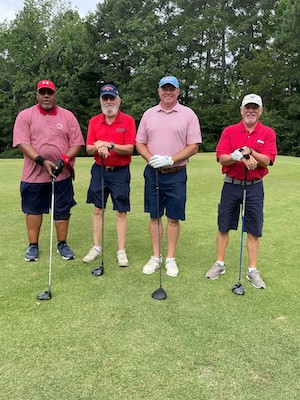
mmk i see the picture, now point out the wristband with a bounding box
[249,148,253,155]
[110,142,115,149]
[243,154,251,160]
[61,154,70,164]
[35,155,46,166]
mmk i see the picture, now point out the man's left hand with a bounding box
[149,155,174,168]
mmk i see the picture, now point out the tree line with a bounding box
[0,0,299,157]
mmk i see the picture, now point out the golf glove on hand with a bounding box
[149,155,174,168]
[52,159,64,177]
[230,147,246,161]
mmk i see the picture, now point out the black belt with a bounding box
[224,175,262,185]
[157,166,186,174]
[104,165,128,172]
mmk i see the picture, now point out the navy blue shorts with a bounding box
[86,163,130,212]
[218,182,264,237]
[144,165,187,220]
[20,177,76,217]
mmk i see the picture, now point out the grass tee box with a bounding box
[0,154,299,400]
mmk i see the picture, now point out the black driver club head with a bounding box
[152,287,167,300]
[91,266,104,276]
[37,290,52,300]
[232,283,245,296]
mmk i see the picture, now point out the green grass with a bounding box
[0,154,299,400]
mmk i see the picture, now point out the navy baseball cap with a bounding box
[100,84,119,98]
[159,76,179,88]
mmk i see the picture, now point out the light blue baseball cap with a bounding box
[159,76,179,88]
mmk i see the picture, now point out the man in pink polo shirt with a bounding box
[136,75,202,277]
[83,83,136,267]
[206,94,277,289]
[13,80,84,262]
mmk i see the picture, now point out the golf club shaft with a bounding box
[48,178,55,291]
[155,169,162,288]
[101,156,105,267]
[238,167,248,283]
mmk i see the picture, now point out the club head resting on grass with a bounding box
[232,283,245,296]
[152,287,167,300]
[91,266,104,276]
[37,290,52,300]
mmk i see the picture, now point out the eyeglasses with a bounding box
[101,95,116,101]
[38,89,55,96]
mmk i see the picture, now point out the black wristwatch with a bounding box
[110,142,115,149]
[243,153,251,160]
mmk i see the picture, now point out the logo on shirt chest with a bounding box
[116,128,125,133]
[57,123,63,130]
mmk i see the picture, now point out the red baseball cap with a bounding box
[37,80,56,92]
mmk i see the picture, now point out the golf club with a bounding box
[92,156,105,276]
[37,178,55,300]
[152,169,167,300]
[232,167,248,296]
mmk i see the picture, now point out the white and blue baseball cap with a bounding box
[159,76,179,88]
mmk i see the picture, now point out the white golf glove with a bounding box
[230,147,246,161]
[149,154,174,168]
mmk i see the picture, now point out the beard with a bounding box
[101,104,119,116]
[40,101,54,110]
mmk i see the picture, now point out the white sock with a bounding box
[217,260,225,267]
[166,257,175,263]
[95,246,101,252]
[248,267,256,272]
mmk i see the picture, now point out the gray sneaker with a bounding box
[246,270,266,289]
[206,262,226,280]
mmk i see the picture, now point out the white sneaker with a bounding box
[143,256,160,274]
[117,249,129,267]
[82,246,101,263]
[165,258,179,277]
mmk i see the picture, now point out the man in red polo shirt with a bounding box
[83,84,136,267]
[206,93,277,289]
[13,80,84,262]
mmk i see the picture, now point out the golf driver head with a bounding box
[91,266,104,276]
[232,283,245,296]
[37,290,52,300]
[152,287,167,300]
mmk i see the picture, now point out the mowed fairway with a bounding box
[0,153,299,400]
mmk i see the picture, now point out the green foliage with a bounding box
[0,0,299,156]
